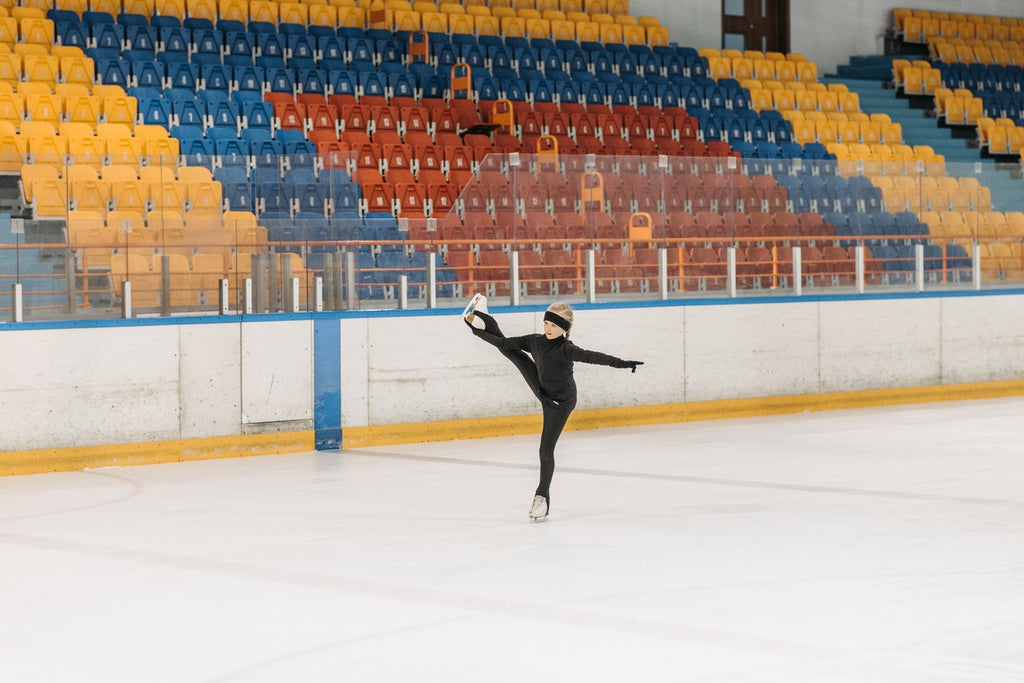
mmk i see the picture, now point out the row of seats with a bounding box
[930,37,1024,67]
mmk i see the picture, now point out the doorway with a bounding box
[721,0,790,54]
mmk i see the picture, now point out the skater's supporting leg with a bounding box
[535,400,576,504]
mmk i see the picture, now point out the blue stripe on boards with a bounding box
[313,317,342,450]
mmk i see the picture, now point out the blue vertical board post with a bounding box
[313,318,342,449]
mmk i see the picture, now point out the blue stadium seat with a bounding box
[56,20,88,48]
[201,64,231,92]
[139,98,172,126]
[97,60,129,87]
[233,65,265,93]
[166,63,199,90]
[242,100,274,129]
[173,99,205,128]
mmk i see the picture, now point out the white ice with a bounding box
[2,398,1024,682]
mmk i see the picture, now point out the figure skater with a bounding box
[463,295,643,521]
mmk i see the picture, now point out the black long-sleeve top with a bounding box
[480,332,634,404]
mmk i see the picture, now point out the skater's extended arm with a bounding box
[564,343,644,373]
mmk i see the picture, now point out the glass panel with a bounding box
[724,32,746,52]
[724,0,745,16]
[2,147,1014,322]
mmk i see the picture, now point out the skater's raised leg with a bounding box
[468,310,552,405]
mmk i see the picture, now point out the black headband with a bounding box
[544,311,571,332]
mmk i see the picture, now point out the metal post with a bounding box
[915,243,925,292]
[314,275,324,312]
[121,280,132,319]
[267,251,279,312]
[243,277,253,314]
[658,247,667,300]
[11,283,22,322]
[218,278,229,314]
[726,247,737,298]
[426,252,437,309]
[280,254,294,311]
[972,243,981,291]
[160,254,171,317]
[251,253,267,313]
[510,251,520,306]
[855,245,865,294]
[345,250,357,309]
[285,277,299,313]
[586,249,596,303]
[792,246,802,297]
[398,274,408,309]
[323,256,335,310]
[331,252,345,310]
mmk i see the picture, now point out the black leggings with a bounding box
[473,311,575,503]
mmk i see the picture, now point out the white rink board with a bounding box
[3,293,1024,452]
[239,319,313,427]
[819,298,943,392]
[939,295,1024,384]
[683,303,820,402]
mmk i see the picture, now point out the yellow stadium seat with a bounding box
[249,0,278,23]
[280,3,308,25]
[20,17,54,45]
[527,17,551,38]
[154,0,185,20]
[815,120,838,146]
[796,60,817,83]
[104,136,144,166]
[0,52,19,82]
[575,20,599,42]
[26,93,61,125]
[71,178,111,214]
[598,22,621,44]
[102,96,137,128]
[31,177,68,216]
[187,0,218,24]
[67,135,105,167]
[188,181,223,212]
[0,91,21,123]
[149,180,187,211]
[20,163,57,203]
[60,56,95,87]
[475,15,499,35]
[501,16,527,38]
[338,7,366,28]
[646,25,668,46]
[421,11,447,31]
[110,178,150,213]
[27,134,64,167]
[310,4,338,27]
[64,94,100,127]
[795,88,816,112]
[23,54,58,82]
[449,13,474,34]
[144,136,180,166]
[218,0,248,23]
[0,17,17,44]
[771,88,796,112]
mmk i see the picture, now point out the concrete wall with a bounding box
[4,293,1022,455]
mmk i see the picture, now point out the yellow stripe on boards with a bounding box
[1,432,314,477]
[5,378,1024,475]
[342,379,1024,448]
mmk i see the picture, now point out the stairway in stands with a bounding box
[825,54,1024,213]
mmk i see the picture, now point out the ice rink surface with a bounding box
[2,397,1024,682]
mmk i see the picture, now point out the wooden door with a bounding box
[721,0,789,54]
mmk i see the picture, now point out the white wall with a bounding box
[3,294,1024,454]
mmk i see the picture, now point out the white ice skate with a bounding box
[461,293,488,329]
[528,495,548,522]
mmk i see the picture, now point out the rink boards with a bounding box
[2,291,1024,473]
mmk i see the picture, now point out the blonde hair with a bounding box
[546,302,574,337]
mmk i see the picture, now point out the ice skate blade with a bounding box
[529,515,548,523]
[461,293,484,321]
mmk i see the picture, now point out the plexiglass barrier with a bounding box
[0,151,1021,321]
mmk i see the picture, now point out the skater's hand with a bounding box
[626,361,643,373]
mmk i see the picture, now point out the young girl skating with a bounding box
[463,296,642,521]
